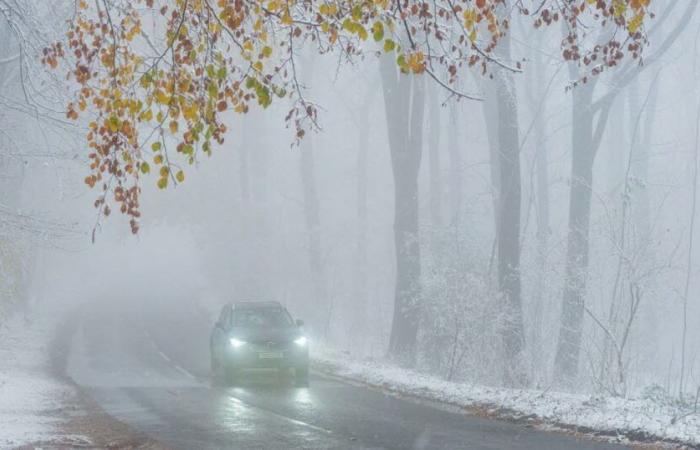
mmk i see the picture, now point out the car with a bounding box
[210,301,309,386]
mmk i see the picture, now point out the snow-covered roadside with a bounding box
[312,346,700,447]
[0,313,87,448]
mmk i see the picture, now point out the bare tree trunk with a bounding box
[482,80,500,233]
[680,96,700,398]
[299,132,327,331]
[380,55,425,365]
[355,90,373,351]
[427,82,442,230]
[551,0,697,386]
[631,74,659,238]
[554,81,614,387]
[296,58,328,336]
[530,39,550,377]
[447,101,462,227]
[493,29,526,386]
[554,82,595,386]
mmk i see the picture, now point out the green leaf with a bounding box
[397,54,407,69]
[357,26,368,41]
[207,82,219,99]
[140,162,150,174]
[372,22,384,42]
[256,85,271,107]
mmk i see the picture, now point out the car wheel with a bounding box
[295,366,309,387]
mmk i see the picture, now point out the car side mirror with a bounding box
[296,319,304,327]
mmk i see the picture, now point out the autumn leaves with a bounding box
[44,0,652,234]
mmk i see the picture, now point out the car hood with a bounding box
[230,327,301,342]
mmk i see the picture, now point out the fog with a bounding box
[2,1,700,445]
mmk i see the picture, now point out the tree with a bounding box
[43,0,654,364]
[552,0,698,387]
[426,81,443,231]
[492,13,526,386]
[0,1,78,317]
[44,0,650,232]
[296,58,329,336]
[380,54,425,364]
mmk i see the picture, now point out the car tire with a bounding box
[295,366,309,387]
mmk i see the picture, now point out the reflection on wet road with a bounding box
[66,302,628,449]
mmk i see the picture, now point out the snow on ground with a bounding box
[313,346,700,446]
[0,312,79,448]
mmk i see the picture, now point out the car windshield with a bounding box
[232,307,293,328]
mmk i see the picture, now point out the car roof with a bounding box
[230,301,283,309]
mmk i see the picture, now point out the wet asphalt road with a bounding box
[65,301,629,449]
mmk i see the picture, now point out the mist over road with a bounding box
[62,299,627,449]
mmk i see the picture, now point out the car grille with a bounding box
[248,340,293,350]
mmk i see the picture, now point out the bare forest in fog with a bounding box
[3,0,700,411]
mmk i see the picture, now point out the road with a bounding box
[64,300,628,450]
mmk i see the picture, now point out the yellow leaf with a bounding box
[108,116,121,133]
[628,13,644,34]
[384,39,395,52]
[357,26,368,41]
[183,104,198,120]
[155,90,169,104]
[267,0,280,11]
[169,121,179,133]
[463,9,477,29]
[176,170,185,183]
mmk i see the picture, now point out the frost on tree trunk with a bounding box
[427,82,442,230]
[380,55,425,365]
[482,16,526,385]
[554,82,596,387]
[552,0,697,387]
[447,101,462,227]
[494,64,526,387]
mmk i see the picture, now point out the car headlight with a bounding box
[294,336,308,346]
[230,338,246,348]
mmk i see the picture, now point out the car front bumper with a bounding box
[223,343,309,369]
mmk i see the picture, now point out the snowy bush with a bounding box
[418,226,504,384]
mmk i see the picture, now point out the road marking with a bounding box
[226,394,334,435]
[142,329,198,381]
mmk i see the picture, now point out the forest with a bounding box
[2,1,700,435]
